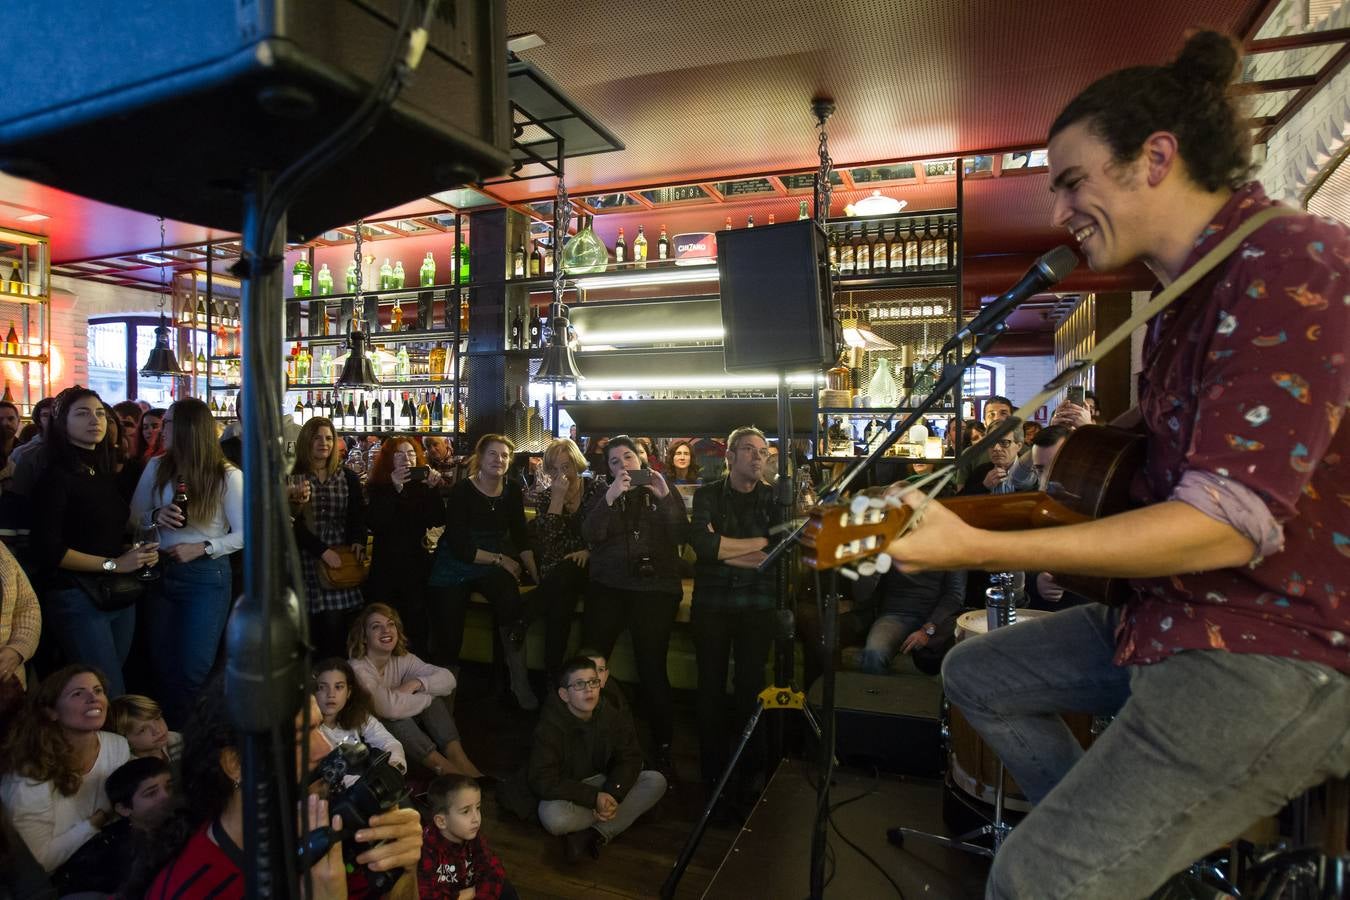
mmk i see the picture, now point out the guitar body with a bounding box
[1038,425,1146,605]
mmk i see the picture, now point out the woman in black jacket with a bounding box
[291,416,366,659]
[427,433,539,709]
[365,436,444,645]
[580,435,687,773]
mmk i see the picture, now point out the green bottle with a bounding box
[379,258,394,291]
[420,251,436,287]
[345,262,358,293]
[292,257,312,297]
[457,243,470,283]
[393,260,406,289]
[316,263,334,296]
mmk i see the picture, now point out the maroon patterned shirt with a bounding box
[416,825,509,899]
[1120,182,1349,674]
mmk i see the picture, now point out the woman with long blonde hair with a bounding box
[130,397,242,728]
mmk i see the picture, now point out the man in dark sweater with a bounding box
[527,657,667,862]
[852,568,967,675]
[688,425,780,791]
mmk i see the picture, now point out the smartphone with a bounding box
[1066,385,1086,406]
[627,468,653,486]
[407,465,430,482]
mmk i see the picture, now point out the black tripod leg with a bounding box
[660,699,767,900]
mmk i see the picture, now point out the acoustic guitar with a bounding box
[800,425,1146,605]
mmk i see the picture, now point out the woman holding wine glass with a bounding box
[130,398,243,728]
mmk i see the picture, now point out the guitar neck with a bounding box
[939,492,1090,531]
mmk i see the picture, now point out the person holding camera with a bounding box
[581,436,688,777]
[427,434,538,711]
[366,436,445,644]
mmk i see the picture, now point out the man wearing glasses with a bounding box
[527,656,667,863]
[688,426,781,807]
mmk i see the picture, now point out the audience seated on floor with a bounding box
[109,693,184,773]
[418,774,519,899]
[313,657,408,778]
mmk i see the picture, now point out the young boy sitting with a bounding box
[418,774,516,899]
[528,656,667,862]
[51,755,176,894]
[575,647,631,726]
[109,694,184,772]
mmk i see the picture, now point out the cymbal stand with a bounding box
[887,572,1020,859]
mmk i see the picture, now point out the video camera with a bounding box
[298,741,408,894]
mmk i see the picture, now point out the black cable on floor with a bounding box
[826,766,906,899]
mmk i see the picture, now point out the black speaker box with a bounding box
[0,0,511,238]
[717,219,836,373]
[808,671,943,777]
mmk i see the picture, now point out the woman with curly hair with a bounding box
[348,603,481,778]
[663,439,701,485]
[0,665,131,872]
[313,657,407,775]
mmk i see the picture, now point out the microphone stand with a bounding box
[760,312,1028,897]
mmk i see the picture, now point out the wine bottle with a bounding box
[871,226,888,274]
[905,220,920,270]
[431,392,442,432]
[509,307,524,350]
[528,307,542,349]
[399,393,413,431]
[303,391,315,425]
[856,224,871,273]
[4,322,18,356]
[357,394,368,430]
[7,262,22,296]
[527,401,543,447]
[368,390,381,431]
[417,393,431,433]
[507,386,526,441]
[614,227,626,264]
[632,225,648,269]
[657,224,669,261]
[429,342,447,382]
[529,240,543,277]
[746,215,755,228]
[798,200,809,220]
[920,218,937,270]
[889,224,905,272]
[542,240,554,274]
[839,227,855,275]
[512,238,526,279]
[173,481,190,526]
[383,391,395,432]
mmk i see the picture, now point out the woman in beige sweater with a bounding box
[0,541,40,694]
[347,603,482,777]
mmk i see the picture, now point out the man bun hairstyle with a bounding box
[1049,30,1251,192]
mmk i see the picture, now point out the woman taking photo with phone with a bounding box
[581,435,688,775]
[30,388,157,697]
[366,436,444,644]
[427,434,538,710]
[130,397,243,728]
[292,416,368,659]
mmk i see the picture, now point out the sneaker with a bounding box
[563,828,600,863]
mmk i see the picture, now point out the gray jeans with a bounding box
[381,697,460,761]
[941,603,1350,900]
[537,770,667,843]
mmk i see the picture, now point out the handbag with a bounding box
[318,546,369,590]
[70,571,146,612]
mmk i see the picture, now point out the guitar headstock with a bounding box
[800,489,912,574]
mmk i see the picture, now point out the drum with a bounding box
[947,608,1096,811]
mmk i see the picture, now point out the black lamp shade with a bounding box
[336,330,379,388]
[535,311,582,383]
[139,319,184,377]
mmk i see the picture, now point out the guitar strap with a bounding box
[1006,205,1302,433]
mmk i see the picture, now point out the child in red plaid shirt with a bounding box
[418,775,518,900]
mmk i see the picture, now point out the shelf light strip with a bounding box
[574,326,725,344]
[571,267,719,290]
[577,373,822,390]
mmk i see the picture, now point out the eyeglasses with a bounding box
[567,678,601,692]
[992,439,1019,448]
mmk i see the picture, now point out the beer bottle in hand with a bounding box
[173,481,190,527]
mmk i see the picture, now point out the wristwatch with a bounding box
[923,623,936,637]
[102,558,117,572]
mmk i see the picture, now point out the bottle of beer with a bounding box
[172,481,190,527]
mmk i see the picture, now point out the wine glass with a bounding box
[135,523,160,582]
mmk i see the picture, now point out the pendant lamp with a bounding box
[336,222,380,389]
[140,217,185,377]
[535,301,582,383]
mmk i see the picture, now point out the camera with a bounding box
[407,465,430,482]
[631,555,657,579]
[299,742,408,894]
[627,468,653,487]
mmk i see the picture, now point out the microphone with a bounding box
[941,245,1079,354]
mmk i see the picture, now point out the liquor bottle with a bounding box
[345,262,358,293]
[348,394,360,430]
[292,257,312,297]
[767,214,775,225]
[4,322,18,356]
[419,251,436,287]
[173,482,190,526]
[528,307,542,348]
[368,391,381,431]
[379,258,394,290]
[304,391,315,425]
[390,298,403,333]
[798,200,809,220]
[196,348,208,376]
[393,261,406,289]
[657,224,669,261]
[383,391,395,431]
[195,293,208,325]
[357,394,368,430]
[319,348,334,383]
[296,346,311,383]
[838,227,855,274]
[855,224,871,273]
[0,382,12,404]
[209,396,220,415]
[457,241,470,283]
[429,342,447,382]
[937,219,952,270]
[542,240,554,274]
[889,224,905,272]
[871,226,888,274]
[905,220,920,270]
[746,215,755,228]
[511,238,526,279]
[723,216,732,231]
[614,227,626,264]
[316,264,334,296]
[430,391,442,432]
[632,225,648,269]
[417,393,431,433]
[7,262,22,295]
[293,396,305,426]
[529,240,543,277]
[395,344,411,380]
[920,217,936,270]
[527,401,543,446]
[509,307,523,350]
[507,387,526,440]
[442,394,455,433]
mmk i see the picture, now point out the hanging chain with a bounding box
[815,113,833,229]
[551,177,570,316]
[157,216,168,310]
[353,220,365,309]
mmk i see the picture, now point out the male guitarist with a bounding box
[888,31,1349,899]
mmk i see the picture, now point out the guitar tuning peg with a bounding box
[849,495,870,517]
[857,560,877,577]
[874,552,893,574]
[838,566,860,582]
[867,496,886,510]
[884,494,904,509]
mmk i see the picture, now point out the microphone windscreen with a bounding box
[1039,245,1080,283]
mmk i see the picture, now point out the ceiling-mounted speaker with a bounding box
[0,0,512,239]
[717,219,837,373]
